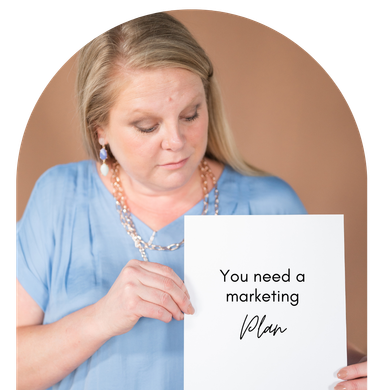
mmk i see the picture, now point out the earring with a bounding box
[99,138,109,176]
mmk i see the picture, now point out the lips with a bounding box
[162,158,187,165]
[159,157,189,169]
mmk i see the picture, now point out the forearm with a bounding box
[17,302,110,390]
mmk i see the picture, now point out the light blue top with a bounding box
[17,160,306,390]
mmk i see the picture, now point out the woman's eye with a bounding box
[136,125,158,133]
[185,111,199,122]
[135,108,199,133]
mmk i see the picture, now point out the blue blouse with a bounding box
[17,160,306,390]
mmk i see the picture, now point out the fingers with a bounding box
[334,377,367,390]
[125,260,195,315]
[137,284,184,321]
[134,300,174,323]
[335,362,367,390]
[138,260,191,299]
[337,361,367,380]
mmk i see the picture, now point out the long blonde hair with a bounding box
[76,12,264,176]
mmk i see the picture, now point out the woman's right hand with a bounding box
[16,260,193,390]
[94,259,195,338]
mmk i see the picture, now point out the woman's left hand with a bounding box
[335,360,367,390]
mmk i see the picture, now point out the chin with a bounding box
[158,164,198,190]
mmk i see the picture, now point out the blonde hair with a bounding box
[76,12,264,176]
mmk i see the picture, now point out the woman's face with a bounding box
[98,67,209,193]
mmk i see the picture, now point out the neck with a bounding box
[97,158,223,231]
[121,166,203,229]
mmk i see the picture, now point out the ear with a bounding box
[96,126,107,145]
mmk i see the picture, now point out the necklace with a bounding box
[111,158,219,261]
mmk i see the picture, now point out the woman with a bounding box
[16,12,366,390]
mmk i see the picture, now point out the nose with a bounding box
[161,121,186,151]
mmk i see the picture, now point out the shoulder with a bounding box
[247,174,307,215]
[16,161,94,311]
[225,167,307,215]
[18,160,93,226]
[32,160,93,204]
[34,160,92,192]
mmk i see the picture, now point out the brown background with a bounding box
[16,10,367,353]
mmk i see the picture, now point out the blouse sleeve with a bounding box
[248,175,307,215]
[17,171,56,312]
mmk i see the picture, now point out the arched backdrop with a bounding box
[16,10,367,354]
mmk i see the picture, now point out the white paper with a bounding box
[184,215,347,390]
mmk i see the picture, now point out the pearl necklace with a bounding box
[111,158,219,261]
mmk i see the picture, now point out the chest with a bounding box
[43,200,186,323]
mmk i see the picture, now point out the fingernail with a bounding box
[337,369,348,379]
[334,384,347,390]
[180,312,184,321]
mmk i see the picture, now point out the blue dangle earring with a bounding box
[99,138,109,176]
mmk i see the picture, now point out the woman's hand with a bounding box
[94,259,194,339]
[335,360,367,390]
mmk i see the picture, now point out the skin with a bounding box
[97,67,224,231]
[335,352,368,390]
[17,67,223,390]
[16,67,366,389]
[17,260,193,390]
